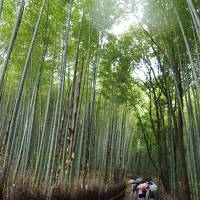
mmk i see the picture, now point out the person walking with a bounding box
[128,177,158,199]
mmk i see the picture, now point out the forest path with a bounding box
[125,191,134,199]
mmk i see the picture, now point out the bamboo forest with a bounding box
[0,0,200,199]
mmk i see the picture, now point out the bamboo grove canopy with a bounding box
[0,0,200,200]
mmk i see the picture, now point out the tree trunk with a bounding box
[0,0,3,16]
[171,52,191,200]
[0,0,25,95]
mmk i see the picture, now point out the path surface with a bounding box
[126,191,134,200]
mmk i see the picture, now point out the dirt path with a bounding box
[126,191,134,199]
[125,190,176,200]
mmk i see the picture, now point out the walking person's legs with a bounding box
[149,191,155,199]
[138,189,145,200]
[145,189,150,199]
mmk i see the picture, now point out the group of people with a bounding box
[128,177,158,199]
